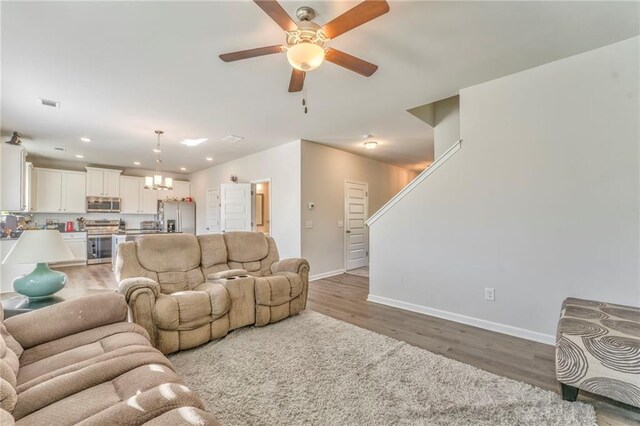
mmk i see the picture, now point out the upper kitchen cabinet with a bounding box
[157,180,191,201]
[33,168,86,213]
[86,167,122,197]
[1,144,28,211]
[120,176,157,214]
[175,181,191,199]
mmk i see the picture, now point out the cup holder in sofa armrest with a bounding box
[207,269,249,281]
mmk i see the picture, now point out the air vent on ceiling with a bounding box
[39,98,60,108]
[54,147,66,151]
[221,135,244,144]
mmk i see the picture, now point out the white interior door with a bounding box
[205,188,221,233]
[345,181,368,270]
[220,183,252,232]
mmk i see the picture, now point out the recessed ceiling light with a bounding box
[153,148,162,153]
[75,154,85,158]
[133,161,141,165]
[364,141,378,150]
[206,157,213,161]
[80,137,92,142]
[221,135,244,144]
[180,167,187,171]
[180,138,207,147]
[38,98,60,108]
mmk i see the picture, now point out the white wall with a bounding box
[433,96,460,158]
[189,140,301,259]
[301,141,417,278]
[368,37,639,344]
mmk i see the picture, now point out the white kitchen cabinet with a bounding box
[157,180,191,201]
[33,168,86,213]
[175,181,191,200]
[140,187,158,214]
[86,167,121,197]
[61,171,87,213]
[34,168,62,212]
[120,176,158,214]
[1,144,27,211]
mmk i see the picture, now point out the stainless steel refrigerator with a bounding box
[157,201,196,234]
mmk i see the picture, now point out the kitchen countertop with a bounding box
[1,230,87,240]
[114,230,176,235]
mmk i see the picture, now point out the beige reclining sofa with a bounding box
[115,232,309,354]
[0,292,218,425]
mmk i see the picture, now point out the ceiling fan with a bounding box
[219,0,390,93]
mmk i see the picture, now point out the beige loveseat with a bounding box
[0,292,218,425]
[115,232,310,354]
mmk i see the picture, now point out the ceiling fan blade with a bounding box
[254,0,298,32]
[219,45,285,62]
[288,69,306,92]
[321,0,389,39]
[325,48,378,77]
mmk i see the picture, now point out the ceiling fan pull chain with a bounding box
[303,84,308,114]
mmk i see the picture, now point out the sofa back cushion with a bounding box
[136,234,204,293]
[223,232,280,276]
[198,234,231,279]
[224,232,269,262]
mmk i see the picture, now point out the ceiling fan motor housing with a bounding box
[286,20,327,48]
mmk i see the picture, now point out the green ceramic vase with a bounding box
[12,263,67,300]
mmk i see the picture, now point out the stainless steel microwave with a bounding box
[86,197,121,213]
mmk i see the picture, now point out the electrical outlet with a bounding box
[485,288,495,302]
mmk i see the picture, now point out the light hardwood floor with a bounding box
[57,264,639,425]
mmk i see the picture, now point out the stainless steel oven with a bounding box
[85,219,119,264]
[87,235,112,265]
[87,197,121,213]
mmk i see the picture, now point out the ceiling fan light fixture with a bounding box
[364,141,378,150]
[287,42,325,72]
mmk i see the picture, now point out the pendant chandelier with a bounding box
[144,130,173,190]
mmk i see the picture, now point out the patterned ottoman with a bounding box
[556,297,640,407]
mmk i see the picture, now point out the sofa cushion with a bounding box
[255,273,303,307]
[198,234,228,268]
[136,234,202,274]
[154,284,230,331]
[14,360,183,424]
[0,333,19,380]
[0,324,23,359]
[224,232,269,263]
[17,328,151,389]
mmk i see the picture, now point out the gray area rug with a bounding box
[169,311,596,425]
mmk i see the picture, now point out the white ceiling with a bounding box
[1,1,638,173]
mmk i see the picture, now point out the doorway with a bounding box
[253,180,271,235]
[344,180,368,271]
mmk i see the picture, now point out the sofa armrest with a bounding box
[271,258,310,275]
[4,292,128,350]
[206,269,248,281]
[118,277,161,301]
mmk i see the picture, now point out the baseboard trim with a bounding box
[367,294,555,346]
[310,269,346,282]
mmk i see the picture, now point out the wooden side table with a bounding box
[0,288,114,319]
